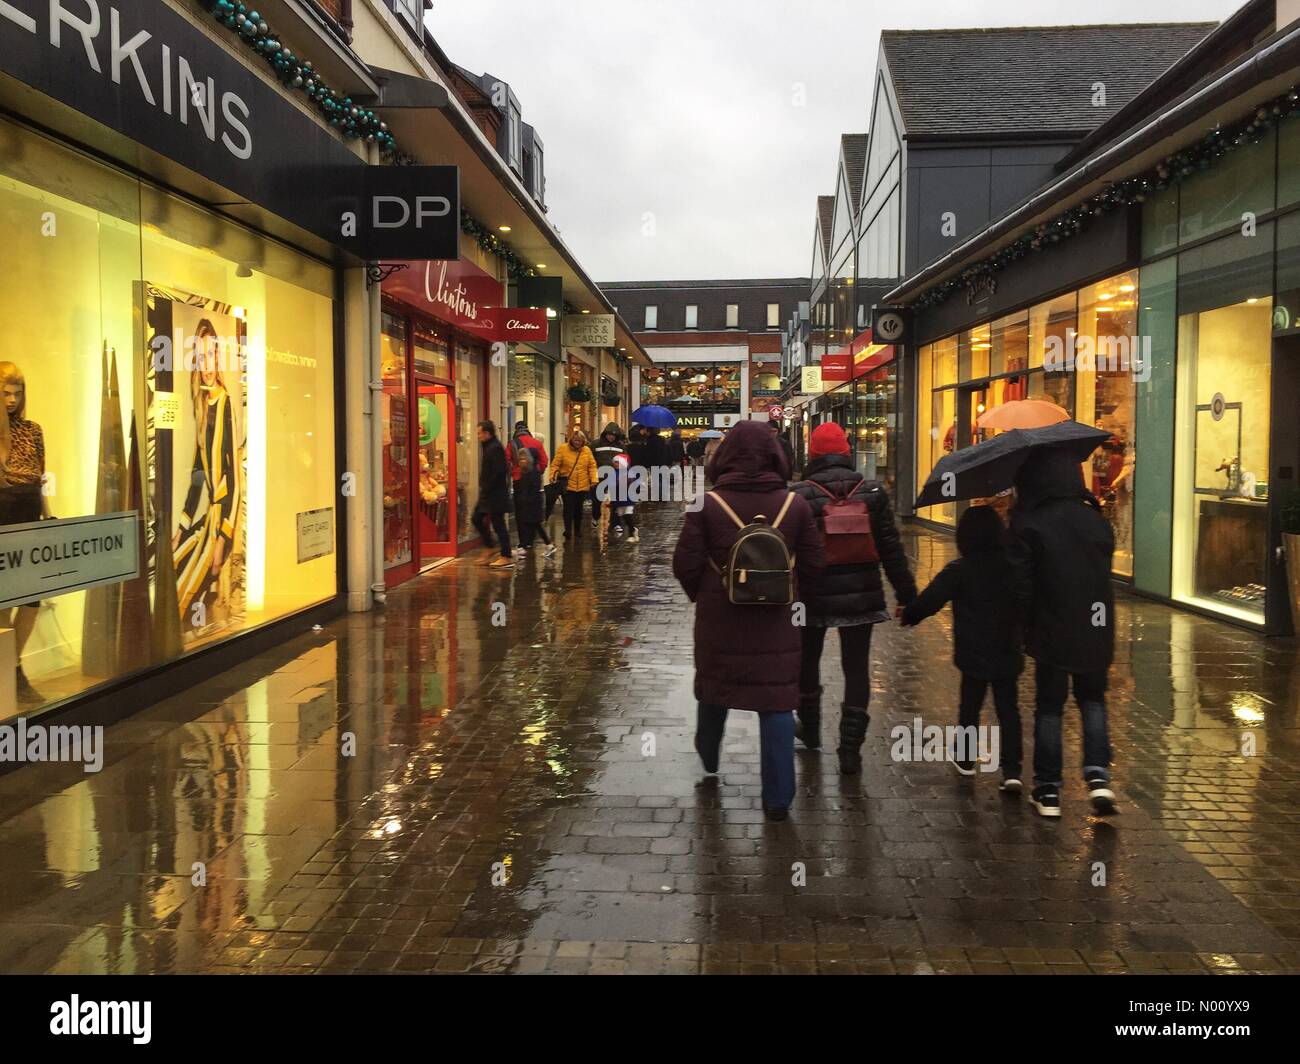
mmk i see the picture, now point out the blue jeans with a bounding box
[1032,662,1111,788]
[696,704,796,810]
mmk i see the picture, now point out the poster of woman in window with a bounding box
[144,284,247,644]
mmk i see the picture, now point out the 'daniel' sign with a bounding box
[561,315,615,347]
[0,512,140,610]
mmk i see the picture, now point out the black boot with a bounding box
[837,705,869,775]
[796,687,822,750]
[15,665,42,705]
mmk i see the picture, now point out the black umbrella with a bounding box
[914,421,1111,509]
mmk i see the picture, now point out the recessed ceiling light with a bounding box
[536,263,547,269]
[581,309,590,314]
[498,225,512,233]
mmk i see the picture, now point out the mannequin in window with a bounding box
[172,321,240,630]
[0,361,49,704]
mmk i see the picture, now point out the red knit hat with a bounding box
[810,421,851,458]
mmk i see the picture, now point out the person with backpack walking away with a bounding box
[512,448,555,559]
[1007,447,1117,818]
[791,422,916,774]
[471,420,514,568]
[507,421,549,483]
[550,429,599,543]
[673,420,825,821]
[899,505,1023,790]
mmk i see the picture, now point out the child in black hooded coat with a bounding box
[900,505,1023,789]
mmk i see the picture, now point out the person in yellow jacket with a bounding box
[550,430,599,542]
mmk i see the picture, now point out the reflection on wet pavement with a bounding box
[0,507,1297,974]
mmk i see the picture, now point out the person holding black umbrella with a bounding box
[1007,446,1117,818]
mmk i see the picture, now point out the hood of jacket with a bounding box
[708,419,790,490]
[1014,446,1089,508]
[600,422,624,442]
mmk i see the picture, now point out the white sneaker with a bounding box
[543,544,557,557]
[512,547,527,557]
[626,532,639,543]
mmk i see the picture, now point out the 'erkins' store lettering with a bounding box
[0,0,253,159]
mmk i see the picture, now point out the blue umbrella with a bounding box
[631,404,677,429]
[698,429,723,439]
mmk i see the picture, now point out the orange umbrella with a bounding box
[977,398,1070,431]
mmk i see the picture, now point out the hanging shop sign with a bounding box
[382,259,505,332]
[515,276,565,361]
[339,166,460,261]
[561,314,616,347]
[870,307,912,346]
[459,308,551,343]
[0,512,139,611]
[0,0,372,253]
[800,366,823,394]
[821,352,852,383]
[714,413,743,429]
[853,343,895,379]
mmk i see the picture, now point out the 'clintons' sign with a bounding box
[381,259,505,331]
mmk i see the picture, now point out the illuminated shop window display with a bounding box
[0,119,336,719]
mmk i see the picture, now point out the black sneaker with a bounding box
[999,775,1023,796]
[1087,777,1117,816]
[1030,787,1061,818]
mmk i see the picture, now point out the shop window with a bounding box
[1029,290,1077,371]
[932,334,958,387]
[380,315,413,569]
[0,118,337,720]
[1078,271,1140,577]
[990,310,1028,375]
[854,368,895,497]
[413,325,451,378]
[1172,226,1275,622]
[1178,129,1274,247]
[456,344,485,544]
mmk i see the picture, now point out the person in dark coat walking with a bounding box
[770,420,795,481]
[791,422,916,773]
[673,420,825,820]
[900,505,1023,786]
[642,428,670,480]
[512,448,554,558]
[1008,446,1117,818]
[472,420,514,568]
[591,422,626,530]
[686,436,705,467]
[667,429,687,468]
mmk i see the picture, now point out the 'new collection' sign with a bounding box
[0,512,139,610]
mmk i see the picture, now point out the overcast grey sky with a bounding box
[430,0,1239,282]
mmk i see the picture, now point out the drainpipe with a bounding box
[367,272,386,606]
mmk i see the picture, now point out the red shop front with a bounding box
[380,259,500,585]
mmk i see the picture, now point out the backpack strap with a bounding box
[705,491,745,530]
[771,492,795,530]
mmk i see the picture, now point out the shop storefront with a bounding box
[812,344,899,497]
[903,95,1300,631]
[509,347,556,452]
[0,2,358,721]
[639,361,743,439]
[381,261,496,581]
[565,354,597,438]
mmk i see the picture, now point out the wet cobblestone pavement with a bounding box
[1,504,1298,975]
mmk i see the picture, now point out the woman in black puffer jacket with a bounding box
[792,422,917,773]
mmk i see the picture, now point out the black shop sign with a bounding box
[0,0,457,258]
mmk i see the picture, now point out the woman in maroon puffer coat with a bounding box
[672,420,825,820]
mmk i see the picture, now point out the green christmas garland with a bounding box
[460,210,537,281]
[207,2,398,155]
[912,84,1300,310]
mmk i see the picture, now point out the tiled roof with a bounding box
[881,23,1216,138]
[841,133,869,204]
[817,195,834,260]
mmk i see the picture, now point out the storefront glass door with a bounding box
[416,380,455,559]
[380,314,414,574]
